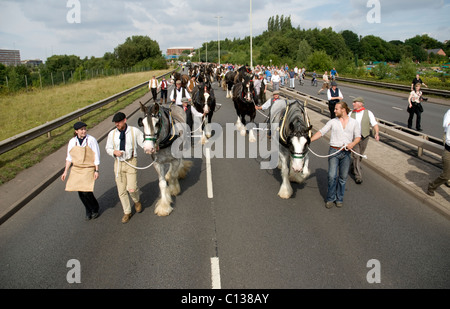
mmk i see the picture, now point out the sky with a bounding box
[1,0,449,62]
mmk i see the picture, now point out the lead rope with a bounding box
[307,145,368,159]
[117,156,155,171]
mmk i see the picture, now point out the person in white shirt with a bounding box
[427,109,450,195]
[271,70,281,90]
[348,97,379,184]
[310,101,361,208]
[318,71,329,95]
[170,80,193,131]
[105,112,144,224]
[61,121,100,221]
[149,75,159,102]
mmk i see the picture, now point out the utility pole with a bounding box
[250,0,253,70]
[215,16,222,65]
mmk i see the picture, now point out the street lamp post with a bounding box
[215,16,222,65]
[250,0,253,70]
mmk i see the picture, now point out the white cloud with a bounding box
[1,0,449,62]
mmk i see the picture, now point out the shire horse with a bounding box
[225,71,236,98]
[172,72,190,88]
[232,73,259,142]
[270,99,312,199]
[138,102,193,216]
[191,81,217,144]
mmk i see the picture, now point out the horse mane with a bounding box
[271,100,311,144]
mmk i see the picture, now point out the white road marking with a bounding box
[392,107,403,111]
[205,147,214,198]
[211,257,221,289]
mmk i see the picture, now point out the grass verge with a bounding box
[0,69,172,185]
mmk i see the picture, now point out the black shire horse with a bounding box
[191,81,217,144]
[232,73,259,142]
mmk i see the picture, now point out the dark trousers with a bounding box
[328,100,338,118]
[407,106,422,130]
[160,89,167,102]
[78,191,99,217]
[151,87,158,102]
[184,106,194,133]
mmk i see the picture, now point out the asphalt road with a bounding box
[294,76,449,138]
[0,74,449,292]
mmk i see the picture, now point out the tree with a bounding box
[396,57,417,80]
[296,39,312,63]
[341,30,360,56]
[114,35,162,67]
[306,50,332,72]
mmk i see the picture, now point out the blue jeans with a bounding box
[327,147,351,203]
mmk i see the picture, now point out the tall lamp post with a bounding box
[250,0,253,70]
[215,16,222,65]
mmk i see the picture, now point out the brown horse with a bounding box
[172,72,190,88]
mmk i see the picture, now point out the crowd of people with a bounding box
[61,63,448,221]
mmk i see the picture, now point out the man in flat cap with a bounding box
[327,80,343,119]
[105,112,145,223]
[255,90,282,138]
[348,97,379,184]
[170,79,194,134]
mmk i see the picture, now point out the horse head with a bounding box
[138,101,162,154]
[240,74,257,104]
[281,102,312,173]
[193,82,215,115]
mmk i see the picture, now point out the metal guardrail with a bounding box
[0,69,177,156]
[279,86,445,157]
[305,73,450,98]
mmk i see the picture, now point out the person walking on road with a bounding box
[170,80,193,132]
[149,75,159,102]
[327,81,343,119]
[427,109,450,196]
[407,82,425,131]
[317,71,329,95]
[288,68,296,89]
[61,121,100,221]
[348,97,380,184]
[271,70,281,91]
[159,76,169,104]
[105,112,144,224]
[255,90,281,138]
[310,101,361,208]
[411,74,428,91]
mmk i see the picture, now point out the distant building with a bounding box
[426,48,447,57]
[0,49,21,66]
[22,59,43,67]
[166,47,194,56]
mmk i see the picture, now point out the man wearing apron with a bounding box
[105,112,145,224]
[61,121,100,221]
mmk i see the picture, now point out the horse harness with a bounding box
[144,107,178,150]
[277,100,312,160]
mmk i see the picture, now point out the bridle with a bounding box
[143,111,162,145]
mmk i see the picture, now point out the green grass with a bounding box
[0,69,172,185]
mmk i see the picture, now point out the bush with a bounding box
[372,63,392,80]
[396,57,417,81]
[307,50,332,72]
